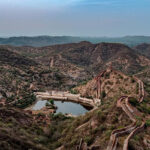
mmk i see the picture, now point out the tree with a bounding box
[101,91,106,99]
[49,99,54,105]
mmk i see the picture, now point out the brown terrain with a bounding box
[71,67,147,150]
[134,43,150,58]
[0,42,150,150]
[75,68,139,100]
[53,68,150,150]
[1,42,150,76]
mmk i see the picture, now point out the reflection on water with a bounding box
[32,100,88,115]
[55,101,88,115]
[32,100,47,110]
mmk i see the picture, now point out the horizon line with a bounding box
[1,35,150,38]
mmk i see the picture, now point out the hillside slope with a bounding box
[1,42,150,76]
[0,66,150,150]
[0,48,74,108]
[37,68,150,150]
[134,43,150,58]
[75,68,139,100]
[52,68,150,150]
[58,42,150,74]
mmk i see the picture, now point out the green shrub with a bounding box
[129,97,138,106]
[119,74,123,79]
[86,95,93,99]
[49,99,54,105]
[70,89,78,94]
[96,110,107,122]
[84,135,94,146]
[46,102,51,106]
[98,125,106,132]
[101,91,106,99]
[112,116,118,123]
[6,95,15,103]
[146,119,150,127]
[79,80,88,85]
[51,113,68,121]
[37,113,45,117]
[105,73,110,79]
[105,130,112,138]
[136,83,139,94]
[133,135,140,141]
[131,78,135,83]
[13,93,36,109]
[106,81,113,85]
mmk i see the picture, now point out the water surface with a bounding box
[32,100,88,115]
[32,100,47,110]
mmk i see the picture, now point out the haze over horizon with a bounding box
[0,0,150,37]
[1,34,150,38]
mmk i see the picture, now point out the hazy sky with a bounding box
[0,0,150,37]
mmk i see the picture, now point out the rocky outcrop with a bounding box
[95,70,106,99]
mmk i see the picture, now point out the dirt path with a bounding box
[49,57,54,68]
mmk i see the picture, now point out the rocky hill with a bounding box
[0,68,149,150]
[0,107,55,150]
[1,42,150,106]
[1,42,150,76]
[75,68,139,100]
[0,42,150,149]
[0,47,76,108]
[46,68,150,150]
[134,43,150,58]
[55,42,150,74]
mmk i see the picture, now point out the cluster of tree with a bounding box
[46,99,57,109]
[13,93,36,109]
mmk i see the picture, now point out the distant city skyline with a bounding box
[0,0,150,37]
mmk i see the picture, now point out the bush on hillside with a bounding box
[101,91,106,99]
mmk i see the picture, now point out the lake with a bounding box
[32,100,88,115]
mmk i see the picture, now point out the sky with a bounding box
[0,0,150,37]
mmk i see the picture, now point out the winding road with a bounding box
[106,71,145,150]
[37,68,145,150]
